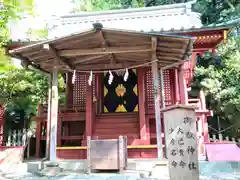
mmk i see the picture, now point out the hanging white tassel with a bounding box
[88,71,93,86]
[123,68,129,82]
[72,70,76,84]
[108,70,114,85]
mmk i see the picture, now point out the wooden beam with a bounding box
[151,36,163,160]
[55,33,98,49]
[73,63,132,70]
[43,44,72,69]
[30,54,53,61]
[98,31,116,64]
[157,56,181,62]
[13,53,49,74]
[73,55,106,64]
[157,52,183,59]
[157,46,185,54]
[161,61,185,70]
[59,45,152,57]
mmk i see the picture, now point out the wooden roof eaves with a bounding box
[7,25,231,49]
[9,28,96,54]
[9,27,193,55]
[11,53,50,75]
[8,27,193,73]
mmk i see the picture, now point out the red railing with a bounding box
[37,104,85,116]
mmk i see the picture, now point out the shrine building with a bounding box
[5,2,231,160]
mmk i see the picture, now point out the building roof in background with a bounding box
[48,2,202,38]
[8,1,235,44]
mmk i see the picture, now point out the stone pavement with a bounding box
[0,171,240,180]
[0,161,239,180]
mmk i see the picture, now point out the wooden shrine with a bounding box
[5,22,230,160]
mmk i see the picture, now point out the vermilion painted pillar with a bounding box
[0,105,4,146]
[178,64,188,104]
[95,73,103,114]
[66,72,73,106]
[36,121,41,158]
[174,69,180,104]
[137,68,150,144]
[57,117,62,146]
[85,74,93,137]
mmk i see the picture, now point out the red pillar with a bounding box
[57,116,62,146]
[0,105,4,146]
[66,72,73,106]
[36,121,41,158]
[138,68,150,145]
[174,69,180,104]
[95,73,103,114]
[85,75,93,137]
[178,64,188,104]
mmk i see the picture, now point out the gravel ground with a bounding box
[0,171,239,180]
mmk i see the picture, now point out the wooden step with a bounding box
[95,118,138,124]
[95,123,139,128]
[96,113,138,120]
[94,129,139,134]
[93,134,140,140]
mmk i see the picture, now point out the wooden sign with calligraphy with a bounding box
[162,105,200,180]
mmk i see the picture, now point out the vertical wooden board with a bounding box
[163,106,200,180]
[119,136,124,172]
[87,136,91,173]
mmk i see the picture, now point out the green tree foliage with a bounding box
[71,0,143,12]
[191,37,240,135]
[0,0,34,44]
[193,0,240,25]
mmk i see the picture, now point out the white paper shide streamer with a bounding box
[72,70,76,84]
[123,68,129,82]
[108,70,114,85]
[88,71,93,86]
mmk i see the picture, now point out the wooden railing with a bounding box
[209,134,240,144]
[188,98,201,109]
[4,129,34,159]
[37,104,85,116]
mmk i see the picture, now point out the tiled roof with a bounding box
[48,2,202,38]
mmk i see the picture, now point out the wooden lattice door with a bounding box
[145,68,175,110]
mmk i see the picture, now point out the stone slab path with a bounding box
[0,171,239,180]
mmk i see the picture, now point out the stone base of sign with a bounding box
[150,164,170,179]
[155,160,168,166]
[39,166,63,176]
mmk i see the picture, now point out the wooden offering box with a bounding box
[87,136,127,171]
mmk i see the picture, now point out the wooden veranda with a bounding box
[9,24,193,161]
